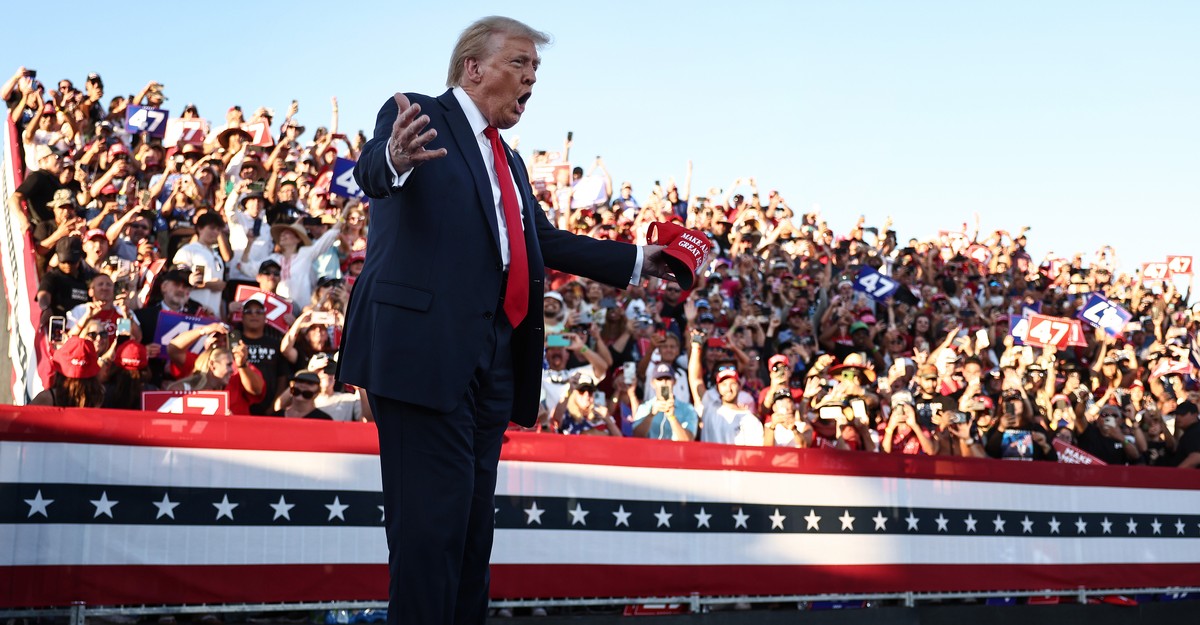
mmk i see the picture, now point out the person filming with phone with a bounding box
[632,363,698,441]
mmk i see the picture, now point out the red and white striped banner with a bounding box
[3,406,1200,608]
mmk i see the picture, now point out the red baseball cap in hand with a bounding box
[645,222,712,290]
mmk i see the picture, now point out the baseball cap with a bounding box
[159,267,192,285]
[115,341,148,371]
[107,142,129,157]
[768,354,789,370]
[652,363,674,380]
[52,337,99,379]
[716,367,739,384]
[1173,401,1199,417]
[48,188,74,209]
[917,364,939,380]
[55,237,83,262]
[695,299,711,309]
[849,321,870,334]
[698,312,716,323]
[258,259,282,274]
[771,388,793,402]
[890,390,914,408]
[84,228,107,242]
[571,371,599,389]
[291,370,320,385]
[543,291,564,304]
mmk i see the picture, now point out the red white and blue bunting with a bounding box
[3,406,1200,608]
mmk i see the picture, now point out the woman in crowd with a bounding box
[553,373,621,436]
[30,337,105,408]
[104,340,156,409]
[167,343,264,416]
[267,203,351,309]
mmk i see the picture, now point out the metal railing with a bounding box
[3,586,1198,622]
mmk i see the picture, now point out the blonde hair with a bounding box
[170,346,233,392]
[446,16,551,88]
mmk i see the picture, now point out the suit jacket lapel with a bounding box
[437,90,502,258]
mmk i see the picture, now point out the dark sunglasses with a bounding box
[291,388,317,399]
[575,386,596,395]
[83,331,104,339]
[260,270,281,277]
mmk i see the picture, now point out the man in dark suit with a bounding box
[337,16,677,625]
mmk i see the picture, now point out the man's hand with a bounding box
[388,93,447,175]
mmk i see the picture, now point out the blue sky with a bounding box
[5,1,1197,275]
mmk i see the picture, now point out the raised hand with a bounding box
[388,93,448,176]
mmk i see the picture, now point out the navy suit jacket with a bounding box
[337,90,637,427]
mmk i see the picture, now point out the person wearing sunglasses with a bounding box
[275,370,334,419]
[552,373,620,436]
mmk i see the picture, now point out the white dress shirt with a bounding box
[386,87,642,283]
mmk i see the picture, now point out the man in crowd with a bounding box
[236,296,286,415]
[632,363,697,441]
[695,364,763,446]
[37,238,91,330]
[1169,401,1200,468]
[275,370,334,419]
[172,211,227,315]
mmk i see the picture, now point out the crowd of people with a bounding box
[5,66,1199,469]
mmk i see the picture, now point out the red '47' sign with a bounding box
[1167,255,1193,276]
[1024,314,1086,350]
[1141,262,1169,282]
[142,391,229,415]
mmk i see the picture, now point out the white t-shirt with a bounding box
[640,363,692,406]
[225,202,274,281]
[570,175,608,209]
[315,392,362,422]
[172,242,225,314]
[702,403,764,446]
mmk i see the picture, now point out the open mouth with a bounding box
[516,92,532,113]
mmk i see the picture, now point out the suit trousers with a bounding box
[369,311,514,625]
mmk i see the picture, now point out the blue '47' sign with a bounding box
[852,266,899,302]
[330,157,364,199]
[125,105,169,138]
[1077,293,1132,337]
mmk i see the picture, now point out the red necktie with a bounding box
[483,126,529,327]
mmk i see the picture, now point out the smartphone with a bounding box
[310,311,335,325]
[251,217,263,238]
[48,316,66,344]
[566,131,573,142]
[975,328,990,350]
[623,362,636,385]
[593,391,606,406]
[850,399,869,424]
[657,385,671,401]
[228,327,242,345]
[248,181,265,193]
[1102,415,1118,430]
[819,405,845,423]
[116,318,131,336]
[547,334,571,348]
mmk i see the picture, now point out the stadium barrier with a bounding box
[3,405,1200,611]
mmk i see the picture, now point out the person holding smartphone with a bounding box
[632,363,697,441]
